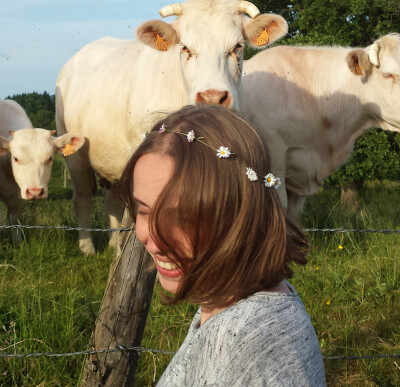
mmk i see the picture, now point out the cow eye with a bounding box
[230,42,245,57]
[383,73,395,80]
[180,44,193,59]
[13,156,19,163]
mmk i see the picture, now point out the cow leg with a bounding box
[287,190,306,224]
[4,196,24,243]
[104,185,125,249]
[66,156,97,255]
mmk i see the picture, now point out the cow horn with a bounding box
[159,3,183,18]
[238,1,260,18]
[368,42,380,67]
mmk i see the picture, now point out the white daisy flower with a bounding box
[264,173,276,187]
[274,177,281,190]
[187,130,195,142]
[246,168,258,181]
[216,146,231,158]
[141,131,149,140]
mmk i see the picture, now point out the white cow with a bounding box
[241,33,400,221]
[0,99,85,240]
[56,0,288,254]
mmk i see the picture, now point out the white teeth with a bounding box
[157,259,178,270]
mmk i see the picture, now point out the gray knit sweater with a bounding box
[157,283,326,386]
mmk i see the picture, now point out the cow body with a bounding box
[56,0,288,254]
[241,33,400,221]
[0,99,85,241]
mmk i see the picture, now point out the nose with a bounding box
[26,187,45,200]
[146,232,161,255]
[195,89,231,107]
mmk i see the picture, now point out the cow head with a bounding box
[0,129,85,200]
[347,33,400,131]
[136,0,288,111]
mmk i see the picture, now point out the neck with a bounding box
[199,304,227,326]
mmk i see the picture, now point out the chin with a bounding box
[159,275,181,294]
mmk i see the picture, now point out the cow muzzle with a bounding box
[195,89,232,107]
[24,187,47,200]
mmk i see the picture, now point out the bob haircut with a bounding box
[119,104,308,307]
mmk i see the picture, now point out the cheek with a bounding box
[228,55,241,82]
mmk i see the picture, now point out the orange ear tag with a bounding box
[63,143,75,156]
[256,28,269,47]
[155,34,168,51]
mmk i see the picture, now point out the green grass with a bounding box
[0,159,399,386]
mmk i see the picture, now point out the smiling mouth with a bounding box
[156,258,178,270]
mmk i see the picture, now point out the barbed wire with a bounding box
[0,224,132,232]
[303,227,400,234]
[2,224,400,234]
[0,345,398,361]
[0,346,175,358]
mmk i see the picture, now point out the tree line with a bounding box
[7,91,56,131]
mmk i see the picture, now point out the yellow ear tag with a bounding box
[63,143,75,156]
[155,34,168,51]
[256,28,269,47]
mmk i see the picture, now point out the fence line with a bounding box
[0,346,399,361]
[2,224,400,234]
[1,223,399,366]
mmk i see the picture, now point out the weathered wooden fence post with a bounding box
[80,210,156,386]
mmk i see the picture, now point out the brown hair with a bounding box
[119,104,308,307]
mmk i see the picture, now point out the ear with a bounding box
[53,133,85,157]
[244,14,288,49]
[347,49,372,77]
[0,134,10,157]
[136,20,179,51]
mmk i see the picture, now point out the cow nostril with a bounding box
[195,92,206,104]
[219,92,228,105]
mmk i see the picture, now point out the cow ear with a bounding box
[136,20,179,51]
[244,14,288,49]
[347,50,372,77]
[53,133,85,157]
[0,134,10,157]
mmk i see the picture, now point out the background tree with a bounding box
[6,92,56,131]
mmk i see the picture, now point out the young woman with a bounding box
[119,104,326,386]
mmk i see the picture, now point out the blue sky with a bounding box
[0,0,172,98]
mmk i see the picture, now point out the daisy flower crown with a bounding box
[142,124,281,190]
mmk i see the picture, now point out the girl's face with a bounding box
[133,152,190,294]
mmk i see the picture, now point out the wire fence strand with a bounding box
[0,346,398,361]
[2,224,400,234]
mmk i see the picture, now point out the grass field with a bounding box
[0,155,399,386]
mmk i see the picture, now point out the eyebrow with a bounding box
[132,196,150,208]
